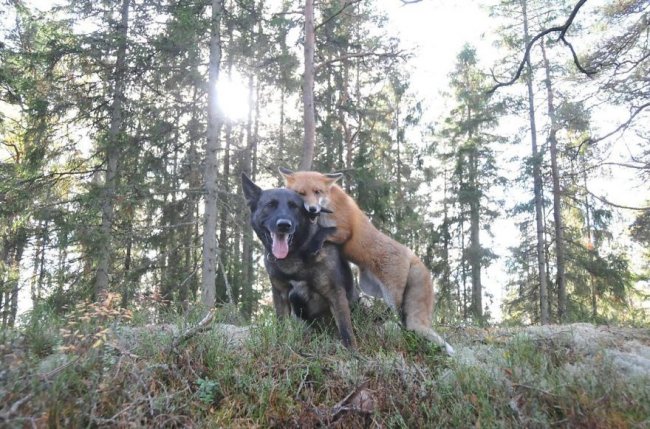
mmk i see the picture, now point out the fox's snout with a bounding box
[305,203,321,214]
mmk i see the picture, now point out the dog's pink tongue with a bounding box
[271,233,289,259]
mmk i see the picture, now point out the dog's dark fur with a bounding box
[241,174,358,348]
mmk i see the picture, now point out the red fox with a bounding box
[280,167,454,355]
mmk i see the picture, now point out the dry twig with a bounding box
[0,394,33,422]
[171,308,216,351]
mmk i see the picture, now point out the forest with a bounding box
[1,0,649,427]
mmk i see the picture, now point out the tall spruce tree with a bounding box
[437,45,505,323]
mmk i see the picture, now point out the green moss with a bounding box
[2,307,649,428]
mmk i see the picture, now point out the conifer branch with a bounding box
[571,102,650,155]
[488,0,594,94]
[315,0,362,31]
[315,51,403,73]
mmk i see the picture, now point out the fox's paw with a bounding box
[303,241,322,257]
[444,342,455,356]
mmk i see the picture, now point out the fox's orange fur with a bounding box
[281,168,454,355]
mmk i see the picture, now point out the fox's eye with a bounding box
[314,190,321,195]
[298,191,306,196]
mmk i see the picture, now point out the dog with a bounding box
[280,168,454,355]
[241,173,358,348]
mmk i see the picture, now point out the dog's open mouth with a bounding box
[270,232,292,259]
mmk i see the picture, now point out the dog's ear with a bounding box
[324,172,343,186]
[241,173,262,209]
[278,167,294,184]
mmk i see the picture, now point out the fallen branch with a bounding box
[171,308,216,351]
[0,394,33,422]
[331,380,375,419]
[39,356,81,380]
[513,383,559,397]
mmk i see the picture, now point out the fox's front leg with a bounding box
[304,226,337,257]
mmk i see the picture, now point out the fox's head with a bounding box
[279,167,343,215]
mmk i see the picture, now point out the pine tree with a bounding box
[0,4,82,321]
[437,45,505,323]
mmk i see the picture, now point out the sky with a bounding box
[383,0,497,119]
[382,0,515,318]
[378,0,649,319]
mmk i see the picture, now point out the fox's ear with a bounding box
[278,167,294,184]
[241,173,261,209]
[324,172,343,186]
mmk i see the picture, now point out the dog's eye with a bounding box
[264,200,277,210]
[287,201,299,209]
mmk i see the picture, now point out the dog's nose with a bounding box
[276,219,292,232]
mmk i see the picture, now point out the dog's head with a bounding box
[242,173,312,260]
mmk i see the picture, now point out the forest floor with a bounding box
[1,300,649,428]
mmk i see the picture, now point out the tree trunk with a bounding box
[95,0,131,299]
[540,39,567,322]
[278,87,286,181]
[186,88,203,302]
[468,148,482,323]
[1,234,12,327]
[253,80,261,182]
[215,50,233,304]
[240,74,257,319]
[441,164,452,321]
[395,94,403,235]
[201,0,223,308]
[164,141,182,307]
[463,97,483,323]
[522,0,549,325]
[8,228,27,327]
[121,116,143,308]
[340,56,353,191]
[122,226,132,307]
[583,167,597,319]
[300,0,316,170]
[55,233,68,300]
[32,218,48,304]
[238,2,262,316]
[459,213,468,320]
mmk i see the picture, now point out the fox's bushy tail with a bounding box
[402,256,455,355]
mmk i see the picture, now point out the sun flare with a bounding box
[216,72,251,122]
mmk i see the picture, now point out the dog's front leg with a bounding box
[270,277,291,319]
[328,288,357,349]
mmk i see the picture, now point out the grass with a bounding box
[1,299,649,428]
